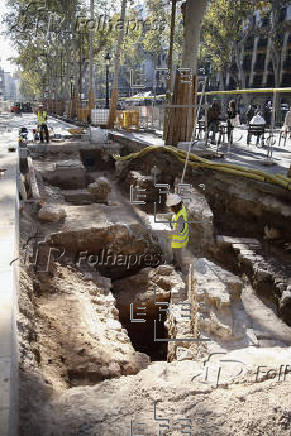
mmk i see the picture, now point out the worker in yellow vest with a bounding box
[165,193,189,272]
[37,105,49,143]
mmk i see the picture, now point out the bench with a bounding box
[247,124,265,147]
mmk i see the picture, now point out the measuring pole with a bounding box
[181,75,207,184]
[89,0,95,109]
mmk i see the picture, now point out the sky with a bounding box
[0,0,18,73]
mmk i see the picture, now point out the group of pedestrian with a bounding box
[206,99,239,144]
[205,98,291,145]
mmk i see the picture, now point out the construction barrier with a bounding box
[68,128,86,135]
[91,109,109,126]
[115,110,140,130]
[77,107,91,123]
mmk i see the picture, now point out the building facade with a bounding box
[225,6,291,91]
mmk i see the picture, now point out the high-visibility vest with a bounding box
[168,205,189,249]
[37,111,47,125]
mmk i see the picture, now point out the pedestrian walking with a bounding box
[281,107,291,139]
[206,99,220,144]
[227,100,239,144]
[264,103,272,128]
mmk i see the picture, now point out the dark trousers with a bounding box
[39,124,49,143]
[207,121,218,142]
[227,121,234,144]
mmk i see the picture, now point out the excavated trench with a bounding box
[19,146,176,397]
[18,141,291,435]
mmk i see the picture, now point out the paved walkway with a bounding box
[108,127,291,177]
[0,151,18,436]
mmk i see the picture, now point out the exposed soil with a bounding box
[18,145,291,436]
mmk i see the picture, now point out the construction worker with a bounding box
[165,193,189,272]
[37,105,49,143]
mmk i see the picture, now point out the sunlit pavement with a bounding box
[211,127,291,176]
[180,126,291,176]
[0,113,77,153]
[0,113,290,177]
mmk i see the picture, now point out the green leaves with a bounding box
[201,0,255,72]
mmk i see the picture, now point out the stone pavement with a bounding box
[0,152,18,436]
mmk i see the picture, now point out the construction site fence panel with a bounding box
[117,105,164,131]
[91,109,109,126]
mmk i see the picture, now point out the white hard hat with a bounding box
[166,193,182,207]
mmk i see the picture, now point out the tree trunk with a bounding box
[269,1,284,126]
[235,43,249,109]
[107,0,127,129]
[163,0,177,140]
[166,0,207,146]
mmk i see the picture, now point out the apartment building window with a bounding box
[257,38,268,49]
[245,37,254,50]
[253,75,262,86]
[243,56,252,72]
[280,8,287,22]
[266,74,275,87]
[255,53,266,71]
[261,16,269,27]
[281,73,291,86]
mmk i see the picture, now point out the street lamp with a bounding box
[105,52,111,109]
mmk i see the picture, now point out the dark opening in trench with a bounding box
[80,149,115,171]
[112,287,169,361]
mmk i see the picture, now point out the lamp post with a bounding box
[105,52,111,109]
